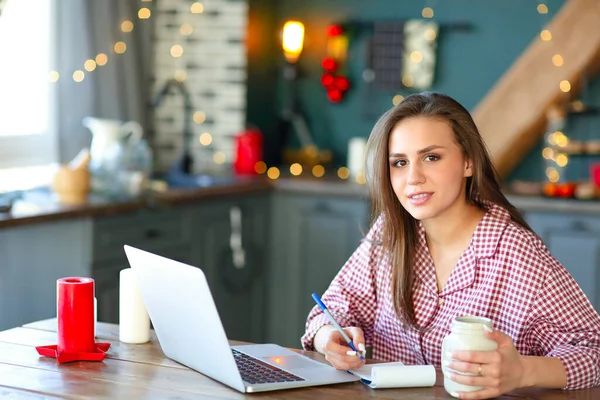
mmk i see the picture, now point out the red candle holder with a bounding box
[36,277,110,363]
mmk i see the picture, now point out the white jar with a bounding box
[442,316,498,397]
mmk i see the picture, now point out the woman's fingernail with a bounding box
[443,360,451,367]
[346,350,356,356]
[450,391,459,398]
[446,351,453,359]
[483,325,494,333]
[358,343,366,352]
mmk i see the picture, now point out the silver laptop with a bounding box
[123,245,359,393]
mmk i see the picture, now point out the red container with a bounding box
[57,277,95,353]
[36,277,110,363]
[234,129,263,175]
[592,163,600,189]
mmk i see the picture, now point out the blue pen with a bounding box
[311,292,365,361]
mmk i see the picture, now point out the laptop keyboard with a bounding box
[232,349,305,385]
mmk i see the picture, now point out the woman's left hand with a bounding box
[446,328,527,399]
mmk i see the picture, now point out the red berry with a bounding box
[321,73,334,87]
[334,76,350,91]
[321,57,337,72]
[327,88,343,103]
[326,25,344,37]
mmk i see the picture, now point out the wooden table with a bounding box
[0,319,596,399]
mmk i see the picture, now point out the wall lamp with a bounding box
[282,20,305,64]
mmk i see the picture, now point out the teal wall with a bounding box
[246,0,600,182]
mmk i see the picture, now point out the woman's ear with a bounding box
[464,159,473,178]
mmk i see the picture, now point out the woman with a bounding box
[301,92,600,399]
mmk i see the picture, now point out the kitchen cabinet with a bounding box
[90,195,269,340]
[91,206,191,323]
[524,212,600,311]
[0,219,92,330]
[93,245,191,324]
[186,195,269,344]
[266,193,369,348]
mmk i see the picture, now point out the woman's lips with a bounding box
[408,192,432,206]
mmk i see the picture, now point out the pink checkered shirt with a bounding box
[302,204,600,390]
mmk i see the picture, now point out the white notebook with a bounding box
[349,361,436,389]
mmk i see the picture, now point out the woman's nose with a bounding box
[407,163,425,185]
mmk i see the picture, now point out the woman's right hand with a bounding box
[313,325,366,370]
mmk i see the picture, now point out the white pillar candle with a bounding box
[347,137,367,179]
[119,268,150,344]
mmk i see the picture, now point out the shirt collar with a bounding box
[413,203,512,294]
[469,203,512,259]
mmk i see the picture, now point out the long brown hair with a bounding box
[365,92,531,329]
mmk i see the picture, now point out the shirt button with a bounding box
[438,297,444,306]
[414,345,420,352]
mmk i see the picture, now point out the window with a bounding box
[0,0,56,170]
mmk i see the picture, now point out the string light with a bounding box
[255,161,267,174]
[546,167,560,183]
[424,28,436,41]
[114,41,127,54]
[555,153,568,167]
[199,132,212,146]
[290,163,303,176]
[422,7,434,18]
[95,53,108,66]
[180,23,194,36]
[191,2,204,14]
[121,21,134,33]
[538,2,575,190]
[267,167,280,180]
[170,45,183,57]
[138,8,151,19]
[540,29,552,41]
[48,71,59,83]
[559,80,571,93]
[48,6,151,82]
[392,95,404,105]
[552,54,563,67]
[312,165,325,177]
[355,172,366,185]
[410,51,423,63]
[193,111,206,124]
[84,59,97,72]
[402,75,414,87]
[213,152,226,164]
[337,167,350,180]
[72,70,85,82]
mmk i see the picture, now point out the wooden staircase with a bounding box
[472,0,600,178]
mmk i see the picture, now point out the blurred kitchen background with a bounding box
[1,0,600,348]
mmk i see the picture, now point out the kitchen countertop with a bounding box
[506,193,600,215]
[0,175,369,229]
[1,175,599,229]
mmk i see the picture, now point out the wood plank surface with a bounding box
[473,0,600,177]
[0,320,596,399]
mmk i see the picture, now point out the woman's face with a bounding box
[388,116,472,222]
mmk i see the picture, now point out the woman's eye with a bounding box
[392,159,407,167]
[424,154,440,162]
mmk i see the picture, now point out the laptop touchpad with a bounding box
[263,355,328,370]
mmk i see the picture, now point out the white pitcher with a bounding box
[83,117,143,170]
